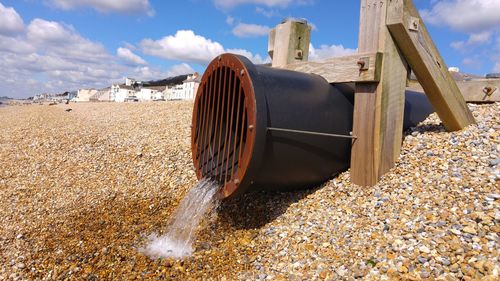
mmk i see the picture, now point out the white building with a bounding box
[153,91,165,101]
[165,84,183,100]
[125,77,138,87]
[90,88,112,102]
[111,84,136,102]
[137,88,157,101]
[74,89,99,102]
[33,93,50,101]
[165,73,200,100]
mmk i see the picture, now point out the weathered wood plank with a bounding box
[387,0,475,130]
[350,0,408,186]
[408,79,500,103]
[282,52,382,83]
[269,19,311,67]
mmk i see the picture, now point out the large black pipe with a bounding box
[192,54,433,198]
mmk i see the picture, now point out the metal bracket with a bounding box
[409,17,419,32]
[357,56,370,71]
[483,86,497,96]
[268,127,357,140]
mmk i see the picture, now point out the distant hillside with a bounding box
[142,74,190,87]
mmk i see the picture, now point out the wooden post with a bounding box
[386,0,475,130]
[350,0,409,186]
[268,19,311,68]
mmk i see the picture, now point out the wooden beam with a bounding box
[386,0,475,131]
[282,52,383,83]
[408,79,500,103]
[269,19,311,67]
[350,0,408,186]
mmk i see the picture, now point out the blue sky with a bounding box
[0,0,499,98]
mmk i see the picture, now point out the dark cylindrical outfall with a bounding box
[331,83,434,129]
[192,53,434,199]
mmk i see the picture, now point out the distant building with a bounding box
[111,84,136,102]
[153,91,165,101]
[75,89,99,102]
[33,93,48,101]
[125,77,139,87]
[67,91,77,101]
[486,73,500,79]
[165,84,183,100]
[165,73,200,100]
[89,88,112,102]
[137,86,166,101]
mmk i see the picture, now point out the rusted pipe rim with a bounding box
[191,53,257,198]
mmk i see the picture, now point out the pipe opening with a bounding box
[192,58,252,195]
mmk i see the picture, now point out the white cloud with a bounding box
[0,7,192,98]
[141,30,224,65]
[493,38,500,73]
[214,0,312,9]
[309,43,357,61]
[140,29,268,65]
[494,63,500,73]
[26,19,111,64]
[451,31,492,50]
[0,16,124,97]
[226,48,270,64]
[232,23,270,38]
[117,47,147,65]
[308,22,317,31]
[462,57,481,70]
[0,2,24,35]
[421,0,500,73]
[130,63,194,82]
[255,7,280,18]
[226,16,234,26]
[420,0,500,33]
[47,0,154,16]
[468,31,493,44]
[165,63,195,77]
[27,18,74,43]
[0,35,35,54]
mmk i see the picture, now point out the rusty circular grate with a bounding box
[191,54,256,198]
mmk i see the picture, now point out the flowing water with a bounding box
[142,178,220,259]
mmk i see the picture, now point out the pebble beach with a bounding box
[0,101,498,280]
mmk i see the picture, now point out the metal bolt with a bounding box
[357,60,366,70]
[483,86,496,96]
[234,178,240,185]
[240,69,245,76]
[248,125,254,131]
[409,17,419,31]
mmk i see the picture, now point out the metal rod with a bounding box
[214,66,226,178]
[231,79,243,182]
[224,69,237,186]
[267,127,357,139]
[211,66,223,177]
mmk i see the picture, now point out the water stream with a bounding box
[142,178,220,259]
